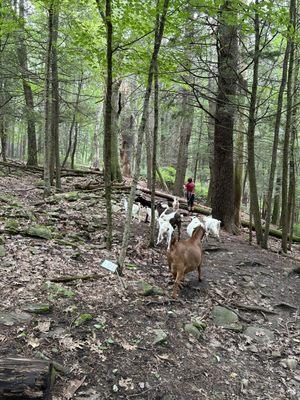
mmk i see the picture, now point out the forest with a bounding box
[0,0,299,399]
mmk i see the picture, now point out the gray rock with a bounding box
[23,303,52,314]
[0,245,6,257]
[212,306,243,331]
[280,358,298,370]
[244,325,274,343]
[153,329,168,345]
[137,281,163,296]
[184,323,202,340]
[26,225,52,240]
[0,311,32,326]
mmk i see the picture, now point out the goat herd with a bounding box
[123,193,222,298]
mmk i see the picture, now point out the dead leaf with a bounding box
[63,376,86,400]
[118,377,134,391]
[27,336,40,349]
[36,320,51,333]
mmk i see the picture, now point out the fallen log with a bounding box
[0,160,103,177]
[0,358,54,399]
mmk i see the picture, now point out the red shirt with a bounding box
[185,182,195,194]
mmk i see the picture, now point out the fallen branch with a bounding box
[50,274,102,283]
[231,303,278,315]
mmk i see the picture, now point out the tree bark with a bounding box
[92,104,102,169]
[70,122,78,170]
[173,89,194,196]
[0,358,53,399]
[246,1,263,244]
[43,3,54,196]
[150,60,159,247]
[118,0,169,270]
[281,0,296,253]
[212,1,238,232]
[110,80,122,181]
[271,175,281,226]
[50,4,61,189]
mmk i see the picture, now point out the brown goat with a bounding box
[167,225,206,299]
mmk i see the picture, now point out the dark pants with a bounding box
[187,193,195,209]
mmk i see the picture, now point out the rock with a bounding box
[0,245,6,257]
[271,350,281,358]
[184,323,202,340]
[212,306,243,331]
[137,281,163,296]
[112,205,122,213]
[4,219,20,234]
[74,313,93,327]
[0,311,32,326]
[44,281,75,298]
[0,235,4,244]
[26,225,52,240]
[280,358,298,370]
[244,325,274,343]
[23,304,52,314]
[191,318,207,331]
[64,192,79,202]
[153,329,168,345]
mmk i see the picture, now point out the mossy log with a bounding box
[0,358,54,399]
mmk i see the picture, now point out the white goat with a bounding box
[187,216,204,237]
[172,197,180,211]
[156,218,174,249]
[123,198,141,222]
[203,216,221,241]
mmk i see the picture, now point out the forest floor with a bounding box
[0,168,299,400]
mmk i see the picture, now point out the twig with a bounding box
[231,303,278,315]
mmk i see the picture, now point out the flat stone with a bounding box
[23,303,52,314]
[280,358,298,370]
[26,225,52,240]
[153,329,168,345]
[212,305,242,332]
[0,245,6,257]
[184,323,202,340]
[244,325,274,343]
[0,311,32,326]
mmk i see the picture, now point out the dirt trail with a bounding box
[0,171,299,400]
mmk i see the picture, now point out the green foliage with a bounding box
[157,166,176,186]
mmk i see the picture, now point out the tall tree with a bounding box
[44,2,54,195]
[212,0,238,232]
[96,0,114,248]
[173,89,194,196]
[17,0,38,166]
[281,0,296,252]
[118,0,169,270]
[246,0,263,244]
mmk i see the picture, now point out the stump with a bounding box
[0,358,53,399]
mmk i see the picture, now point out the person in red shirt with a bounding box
[184,177,195,212]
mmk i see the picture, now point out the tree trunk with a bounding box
[118,0,169,270]
[271,175,281,226]
[281,0,296,253]
[0,358,53,399]
[211,1,238,232]
[207,75,216,205]
[193,114,202,184]
[70,122,78,170]
[262,39,291,248]
[146,117,153,189]
[96,0,113,249]
[43,3,54,196]
[110,80,122,181]
[50,5,61,189]
[17,0,38,167]
[61,77,83,168]
[246,1,263,244]
[173,89,194,196]
[92,104,102,169]
[150,60,159,247]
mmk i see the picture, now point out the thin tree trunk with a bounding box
[61,77,83,168]
[96,0,113,249]
[193,114,202,184]
[173,89,194,196]
[92,104,102,169]
[271,176,281,225]
[246,2,263,244]
[262,43,292,248]
[150,60,159,247]
[70,122,78,170]
[118,0,169,270]
[110,80,122,181]
[17,0,38,167]
[146,118,153,189]
[207,75,216,205]
[281,0,296,253]
[50,5,61,189]
[43,3,53,196]
[212,0,238,232]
